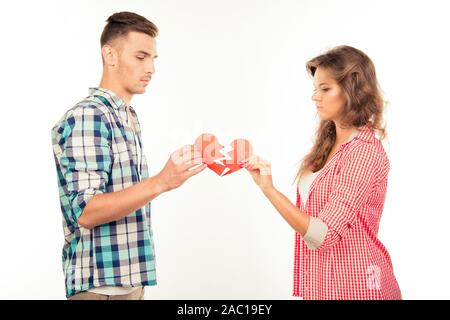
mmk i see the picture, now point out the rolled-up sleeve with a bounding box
[303,217,329,250]
[315,144,380,252]
[53,106,112,226]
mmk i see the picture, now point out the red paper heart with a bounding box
[194,133,253,176]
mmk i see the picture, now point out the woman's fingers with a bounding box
[241,155,271,175]
[241,155,264,166]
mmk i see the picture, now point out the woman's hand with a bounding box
[241,155,274,193]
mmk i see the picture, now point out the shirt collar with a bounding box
[340,124,375,147]
[354,124,376,144]
[89,87,128,110]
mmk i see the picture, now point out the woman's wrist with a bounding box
[261,185,276,198]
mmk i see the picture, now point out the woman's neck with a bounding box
[334,122,356,145]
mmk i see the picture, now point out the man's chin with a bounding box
[133,88,147,95]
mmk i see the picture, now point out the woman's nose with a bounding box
[312,91,320,101]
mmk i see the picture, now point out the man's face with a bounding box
[109,31,158,96]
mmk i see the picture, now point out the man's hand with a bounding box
[155,144,207,192]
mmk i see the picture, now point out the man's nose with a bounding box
[146,60,155,74]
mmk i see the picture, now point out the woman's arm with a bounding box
[262,187,310,236]
[242,156,310,236]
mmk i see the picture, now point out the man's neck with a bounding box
[99,74,132,106]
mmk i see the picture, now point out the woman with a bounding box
[242,45,401,300]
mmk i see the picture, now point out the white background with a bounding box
[0,0,449,299]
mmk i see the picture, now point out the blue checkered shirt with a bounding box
[51,88,157,298]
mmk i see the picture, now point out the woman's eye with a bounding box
[137,56,145,60]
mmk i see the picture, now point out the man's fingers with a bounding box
[181,148,201,158]
[185,163,207,178]
[180,145,202,160]
[183,157,204,170]
[172,145,202,164]
[177,144,195,154]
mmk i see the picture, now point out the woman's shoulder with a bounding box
[345,129,389,165]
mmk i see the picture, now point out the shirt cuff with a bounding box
[70,188,104,225]
[303,217,328,250]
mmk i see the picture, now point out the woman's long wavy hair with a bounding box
[297,45,386,180]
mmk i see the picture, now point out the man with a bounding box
[51,12,206,300]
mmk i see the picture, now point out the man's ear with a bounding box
[101,44,118,67]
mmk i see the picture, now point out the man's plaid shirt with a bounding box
[51,88,157,298]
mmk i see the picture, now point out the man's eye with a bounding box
[321,88,330,91]
[137,56,145,60]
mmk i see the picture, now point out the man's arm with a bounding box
[78,145,206,229]
[78,176,160,229]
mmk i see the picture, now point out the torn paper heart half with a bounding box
[194,133,253,176]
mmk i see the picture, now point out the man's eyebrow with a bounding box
[136,50,158,58]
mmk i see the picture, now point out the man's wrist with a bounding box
[148,174,168,195]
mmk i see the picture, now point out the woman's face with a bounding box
[312,67,347,122]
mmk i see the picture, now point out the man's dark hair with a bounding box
[100,11,158,46]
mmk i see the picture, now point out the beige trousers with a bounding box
[68,287,145,300]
